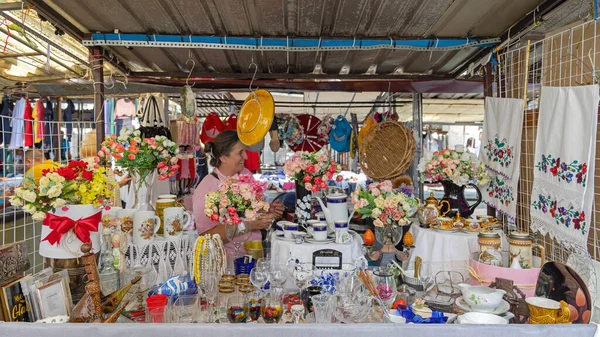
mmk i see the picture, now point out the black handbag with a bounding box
[139,95,172,140]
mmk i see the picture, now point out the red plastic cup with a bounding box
[146,294,168,323]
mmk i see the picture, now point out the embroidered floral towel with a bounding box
[479,97,524,221]
[531,85,599,248]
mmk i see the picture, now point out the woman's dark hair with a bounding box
[204,130,241,167]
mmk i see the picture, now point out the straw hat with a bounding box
[237,89,274,146]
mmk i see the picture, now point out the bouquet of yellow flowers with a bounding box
[9,159,115,221]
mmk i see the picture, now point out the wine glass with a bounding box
[199,272,218,323]
[256,258,270,273]
[224,222,252,259]
[249,268,269,296]
[289,263,315,291]
[268,264,287,291]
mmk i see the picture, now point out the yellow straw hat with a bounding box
[237,89,274,146]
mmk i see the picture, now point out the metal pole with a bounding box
[90,47,105,151]
[412,93,424,201]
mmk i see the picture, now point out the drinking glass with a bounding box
[288,263,315,291]
[310,294,332,323]
[372,269,397,307]
[268,264,287,291]
[172,295,200,323]
[224,223,252,259]
[226,296,249,323]
[256,257,270,272]
[200,272,218,323]
[261,291,283,323]
[249,268,269,295]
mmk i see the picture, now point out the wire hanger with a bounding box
[186,50,196,87]
[249,58,258,92]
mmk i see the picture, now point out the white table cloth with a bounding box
[270,232,363,290]
[407,224,507,282]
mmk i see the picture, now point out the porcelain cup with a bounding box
[163,207,191,241]
[118,209,137,235]
[283,222,299,239]
[309,223,329,241]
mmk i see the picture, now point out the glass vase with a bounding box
[130,170,156,211]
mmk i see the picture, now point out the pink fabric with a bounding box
[193,167,261,256]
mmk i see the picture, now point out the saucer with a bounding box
[278,236,297,242]
[305,237,335,244]
[455,296,510,315]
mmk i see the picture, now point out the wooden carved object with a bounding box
[489,277,529,324]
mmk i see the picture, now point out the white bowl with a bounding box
[457,312,508,324]
[388,311,406,324]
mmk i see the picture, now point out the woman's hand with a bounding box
[118,176,132,188]
[246,213,276,231]
[269,200,285,220]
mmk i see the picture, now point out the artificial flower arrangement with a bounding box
[351,180,418,229]
[204,174,270,225]
[283,151,340,193]
[9,159,115,221]
[97,127,179,183]
[417,149,489,186]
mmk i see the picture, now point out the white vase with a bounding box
[39,204,102,259]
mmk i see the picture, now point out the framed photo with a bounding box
[0,274,31,322]
[33,275,71,319]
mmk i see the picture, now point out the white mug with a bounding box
[163,207,191,241]
[118,209,137,235]
[132,211,161,245]
[309,223,328,241]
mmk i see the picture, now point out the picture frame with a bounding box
[32,273,72,319]
[0,274,31,322]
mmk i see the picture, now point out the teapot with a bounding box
[316,192,350,232]
[417,192,450,226]
[457,283,506,313]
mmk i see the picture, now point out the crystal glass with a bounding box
[199,272,219,323]
[288,263,315,291]
[331,294,372,323]
[172,295,200,323]
[372,269,397,307]
[310,294,332,323]
[249,268,269,294]
[261,291,283,323]
[248,296,261,321]
[224,222,252,259]
[256,257,270,272]
[226,296,249,323]
[268,264,287,291]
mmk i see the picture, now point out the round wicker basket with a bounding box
[358,121,416,180]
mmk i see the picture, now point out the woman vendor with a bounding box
[193,130,284,256]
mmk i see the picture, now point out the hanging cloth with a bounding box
[530,85,599,249]
[0,95,12,146]
[24,99,33,147]
[244,150,260,172]
[224,113,238,130]
[43,99,54,148]
[9,98,26,149]
[63,99,74,141]
[34,99,44,143]
[329,115,352,153]
[479,97,524,221]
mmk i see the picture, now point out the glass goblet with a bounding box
[224,222,252,258]
[268,264,287,291]
[249,268,269,295]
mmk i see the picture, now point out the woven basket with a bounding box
[358,121,416,180]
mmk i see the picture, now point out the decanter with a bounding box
[99,229,120,295]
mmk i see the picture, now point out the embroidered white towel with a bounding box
[480,97,524,180]
[479,98,524,221]
[530,85,599,249]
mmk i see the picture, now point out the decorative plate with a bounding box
[455,296,510,315]
[536,261,592,323]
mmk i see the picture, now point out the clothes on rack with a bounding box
[104,98,114,135]
[63,99,75,141]
[9,98,26,149]
[115,98,136,118]
[244,150,260,172]
[23,99,33,147]
[43,99,55,148]
[176,118,201,146]
[33,99,44,143]
[0,95,12,146]
[195,149,208,185]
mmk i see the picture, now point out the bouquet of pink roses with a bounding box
[283,151,340,192]
[204,174,270,225]
[351,180,418,228]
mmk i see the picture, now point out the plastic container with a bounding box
[234,256,256,275]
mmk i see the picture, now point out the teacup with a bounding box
[275,221,286,236]
[132,211,161,245]
[163,207,191,241]
[308,223,328,241]
[316,212,326,222]
[282,222,299,239]
[525,297,571,324]
[291,304,305,324]
[118,209,137,235]
[436,217,453,229]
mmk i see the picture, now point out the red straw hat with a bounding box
[200,112,225,144]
